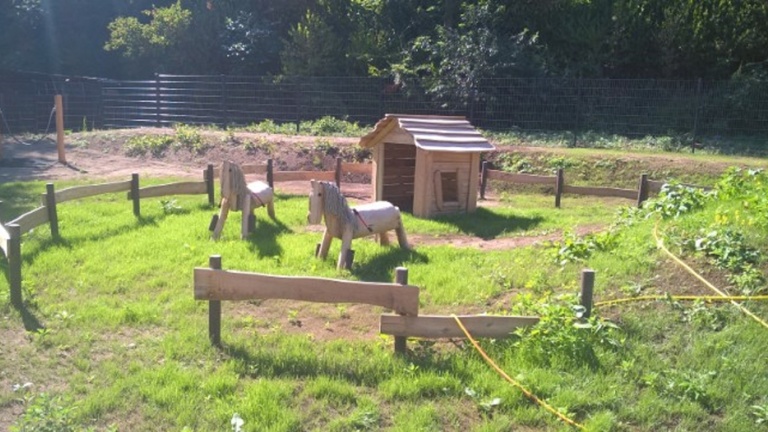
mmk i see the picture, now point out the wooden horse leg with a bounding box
[337,228,354,270]
[211,196,230,240]
[379,232,390,246]
[240,194,251,239]
[318,229,333,259]
[395,222,409,250]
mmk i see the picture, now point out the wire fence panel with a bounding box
[2,72,768,140]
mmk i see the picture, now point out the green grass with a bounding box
[1,169,768,431]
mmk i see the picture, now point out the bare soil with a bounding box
[1,128,613,251]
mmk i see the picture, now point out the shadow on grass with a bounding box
[351,247,429,282]
[246,217,293,258]
[427,207,544,239]
[219,335,477,386]
[17,302,44,331]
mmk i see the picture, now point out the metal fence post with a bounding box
[154,73,161,127]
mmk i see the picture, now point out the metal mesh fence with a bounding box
[2,72,768,140]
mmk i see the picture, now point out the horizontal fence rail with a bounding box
[3,72,768,139]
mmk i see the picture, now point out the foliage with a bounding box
[105,1,193,74]
[124,134,174,157]
[645,182,714,219]
[11,393,79,432]
[550,231,617,265]
[512,294,622,368]
[173,124,208,153]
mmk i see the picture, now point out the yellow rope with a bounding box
[451,315,587,431]
[595,295,768,308]
[653,222,768,330]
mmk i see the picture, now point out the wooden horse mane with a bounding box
[320,181,358,232]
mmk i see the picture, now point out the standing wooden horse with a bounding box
[210,160,275,240]
[308,180,409,269]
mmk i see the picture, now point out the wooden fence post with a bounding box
[8,224,22,307]
[44,183,59,241]
[555,168,564,208]
[394,267,408,354]
[637,173,649,208]
[130,173,140,218]
[205,164,215,206]
[209,255,222,346]
[480,161,489,200]
[55,95,66,164]
[580,269,595,319]
[335,157,342,188]
[266,159,274,189]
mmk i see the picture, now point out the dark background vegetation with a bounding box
[1,1,768,140]
[2,1,767,81]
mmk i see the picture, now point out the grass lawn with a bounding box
[1,168,767,431]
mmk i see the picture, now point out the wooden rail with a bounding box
[53,181,132,204]
[194,267,419,315]
[486,169,556,185]
[129,181,207,199]
[195,255,542,353]
[0,223,9,256]
[562,185,637,200]
[480,161,709,209]
[380,314,539,339]
[8,206,49,234]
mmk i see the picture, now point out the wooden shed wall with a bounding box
[381,142,416,211]
[429,152,473,216]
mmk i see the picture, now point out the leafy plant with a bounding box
[644,369,717,411]
[752,403,768,426]
[160,199,184,215]
[513,294,622,368]
[646,182,714,219]
[11,393,79,432]
[124,134,174,157]
[550,230,617,265]
[173,124,207,153]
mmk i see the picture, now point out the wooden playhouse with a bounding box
[359,114,495,218]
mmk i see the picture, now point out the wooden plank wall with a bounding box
[194,268,420,316]
[382,143,416,211]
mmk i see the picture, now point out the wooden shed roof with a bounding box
[359,114,495,152]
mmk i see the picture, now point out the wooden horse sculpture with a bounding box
[210,160,275,240]
[308,180,409,269]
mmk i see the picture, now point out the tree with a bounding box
[395,1,542,107]
[105,1,194,76]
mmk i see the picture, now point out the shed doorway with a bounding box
[382,142,416,212]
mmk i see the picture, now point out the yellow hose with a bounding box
[595,295,768,308]
[451,315,586,431]
[653,222,768,330]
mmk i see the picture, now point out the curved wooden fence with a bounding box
[479,161,710,208]
[1,159,373,307]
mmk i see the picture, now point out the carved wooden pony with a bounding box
[308,180,409,269]
[211,160,275,240]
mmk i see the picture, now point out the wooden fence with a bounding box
[479,162,710,208]
[194,255,540,353]
[2,160,372,307]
